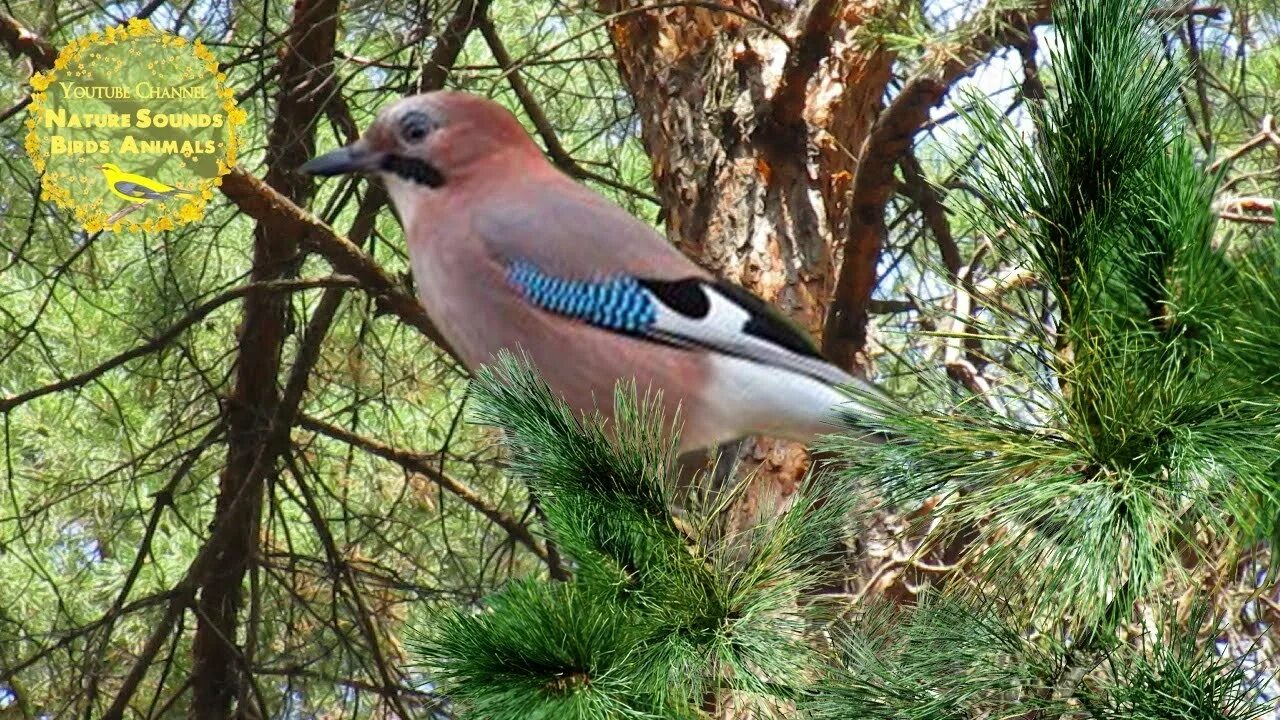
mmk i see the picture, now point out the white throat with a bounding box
[381,173,427,231]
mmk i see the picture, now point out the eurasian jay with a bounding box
[300,91,884,453]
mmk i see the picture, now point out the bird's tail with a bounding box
[822,367,907,442]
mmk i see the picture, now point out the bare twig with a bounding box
[1209,114,1278,173]
[298,413,548,562]
[1215,196,1276,224]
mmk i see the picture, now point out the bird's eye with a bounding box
[399,111,435,143]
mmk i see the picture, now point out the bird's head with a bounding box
[97,163,120,173]
[300,92,542,221]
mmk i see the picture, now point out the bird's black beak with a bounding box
[299,142,381,176]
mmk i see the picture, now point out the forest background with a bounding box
[2,0,1279,717]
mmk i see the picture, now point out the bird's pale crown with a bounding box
[299,92,543,188]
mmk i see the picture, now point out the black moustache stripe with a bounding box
[381,154,444,188]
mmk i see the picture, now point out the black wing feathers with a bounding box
[708,280,824,360]
[636,277,710,318]
[638,276,826,361]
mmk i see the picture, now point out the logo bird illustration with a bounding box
[97,163,197,204]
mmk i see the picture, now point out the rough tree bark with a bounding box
[600,0,1048,527]
[189,0,339,716]
[189,0,492,713]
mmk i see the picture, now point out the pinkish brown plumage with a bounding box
[301,91,884,451]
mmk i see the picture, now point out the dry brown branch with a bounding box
[1216,196,1277,224]
[823,0,1054,370]
[1209,114,1279,173]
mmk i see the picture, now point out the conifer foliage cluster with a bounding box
[410,0,1278,716]
[413,355,856,718]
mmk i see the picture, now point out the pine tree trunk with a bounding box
[190,0,339,716]
[601,0,1050,550]
[601,0,896,520]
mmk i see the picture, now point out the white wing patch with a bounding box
[698,354,858,444]
[645,283,857,387]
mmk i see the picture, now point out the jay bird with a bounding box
[300,91,885,453]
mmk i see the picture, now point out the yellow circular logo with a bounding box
[24,18,245,233]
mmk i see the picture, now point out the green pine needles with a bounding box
[807,595,1269,720]
[408,0,1276,716]
[828,0,1280,628]
[412,352,1271,718]
[410,353,856,718]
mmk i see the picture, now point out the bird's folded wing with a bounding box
[503,259,862,389]
[472,181,879,394]
[112,181,160,199]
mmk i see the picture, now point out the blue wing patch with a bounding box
[507,261,657,333]
[504,260,855,386]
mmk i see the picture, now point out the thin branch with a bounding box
[1180,14,1215,154]
[503,0,794,79]
[282,452,412,717]
[1,1,165,71]
[1208,114,1277,173]
[0,12,56,69]
[478,16,660,205]
[218,168,455,357]
[822,0,1053,369]
[1149,4,1224,20]
[252,665,440,705]
[899,151,961,277]
[418,0,494,92]
[297,413,549,563]
[0,277,358,414]
[1,590,181,683]
[0,95,31,124]
[101,587,194,720]
[81,425,225,707]
[1215,196,1276,224]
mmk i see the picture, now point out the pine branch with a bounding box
[808,594,1270,720]
[828,0,1280,632]
[411,355,854,718]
